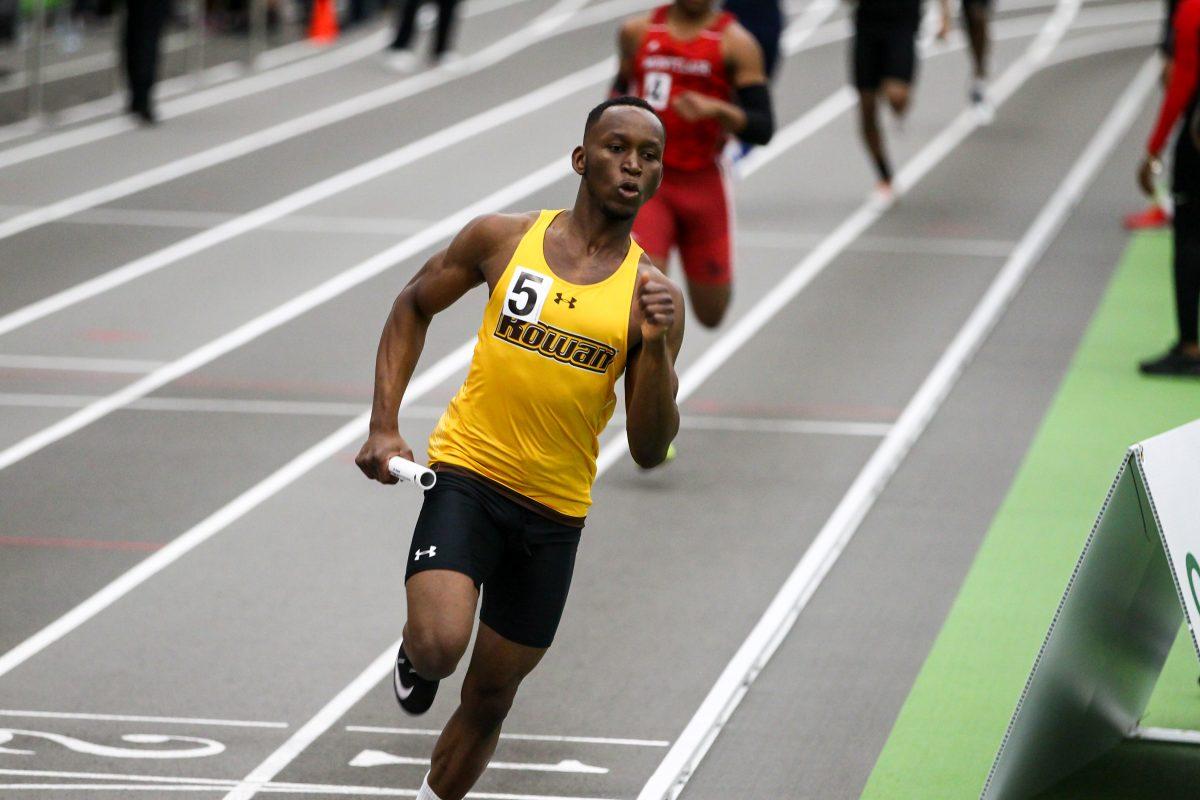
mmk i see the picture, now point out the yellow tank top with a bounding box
[427,210,643,519]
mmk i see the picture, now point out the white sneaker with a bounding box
[969,81,994,125]
[384,49,420,73]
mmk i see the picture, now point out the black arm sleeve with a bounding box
[1163,0,1180,55]
[736,83,775,145]
[610,74,630,98]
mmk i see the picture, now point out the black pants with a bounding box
[391,0,459,56]
[123,0,170,112]
[1172,108,1200,345]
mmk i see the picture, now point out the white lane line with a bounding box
[210,9,855,799]
[129,397,366,417]
[0,787,226,793]
[0,0,840,339]
[639,43,1160,800]
[0,0,853,465]
[677,416,891,437]
[0,4,1051,790]
[0,354,164,373]
[0,33,380,159]
[0,0,544,161]
[0,393,890,435]
[350,750,609,773]
[1046,25,1159,66]
[0,0,601,243]
[208,10,1048,794]
[0,393,366,416]
[0,336,473,682]
[738,230,1018,258]
[345,726,670,747]
[0,710,286,728]
[0,155,580,474]
[780,0,839,50]
[0,772,618,799]
[0,205,436,236]
[0,770,234,785]
[0,56,611,340]
[221,643,403,800]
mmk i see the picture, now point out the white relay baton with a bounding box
[388,456,437,489]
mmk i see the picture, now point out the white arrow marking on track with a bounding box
[349,749,608,774]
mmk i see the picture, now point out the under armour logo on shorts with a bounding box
[413,546,438,562]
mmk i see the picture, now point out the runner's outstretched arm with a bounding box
[356,216,499,484]
[625,266,685,468]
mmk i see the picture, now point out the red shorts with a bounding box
[633,161,734,286]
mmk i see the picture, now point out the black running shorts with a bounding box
[852,26,917,90]
[405,471,581,649]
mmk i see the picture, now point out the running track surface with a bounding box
[0,0,1184,797]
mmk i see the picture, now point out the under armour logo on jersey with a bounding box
[555,293,577,309]
[413,546,438,562]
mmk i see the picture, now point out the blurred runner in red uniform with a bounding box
[614,0,775,328]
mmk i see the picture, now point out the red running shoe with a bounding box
[1123,205,1171,230]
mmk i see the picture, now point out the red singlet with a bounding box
[631,6,735,171]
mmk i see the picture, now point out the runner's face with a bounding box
[675,0,714,17]
[581,107,665,220]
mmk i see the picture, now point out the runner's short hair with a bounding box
[584,96,659,137]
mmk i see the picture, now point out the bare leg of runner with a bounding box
[404,570,478,679]
[881,78,910,116]
[685,280,731,328]
[858,89,892,186]
[427,623,547,800]
[964,3,989,81]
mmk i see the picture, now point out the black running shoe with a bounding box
[1139,344,1200,377]
[393,642,439,715]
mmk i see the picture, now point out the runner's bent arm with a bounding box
[672,24,775,144]
[355,217,496,484]
[624,266,685,469]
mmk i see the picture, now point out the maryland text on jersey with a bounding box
[640,55,713,76]
[494,314,618,374]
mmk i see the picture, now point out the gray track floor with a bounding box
[0,0,1167,797]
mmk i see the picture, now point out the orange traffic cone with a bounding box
[309,0,339,44]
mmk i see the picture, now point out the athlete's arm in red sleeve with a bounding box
[624,264,685,469]
[355,216,497,484]
[672,24,774,143]
[1148,0,1199,156]
[613,17,648,98]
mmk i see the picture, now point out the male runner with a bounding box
[614,0,776,329]
[850,0,950,193]
[1138,0,1200,376]
[961,0,994,120]
[355,97,684,800]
